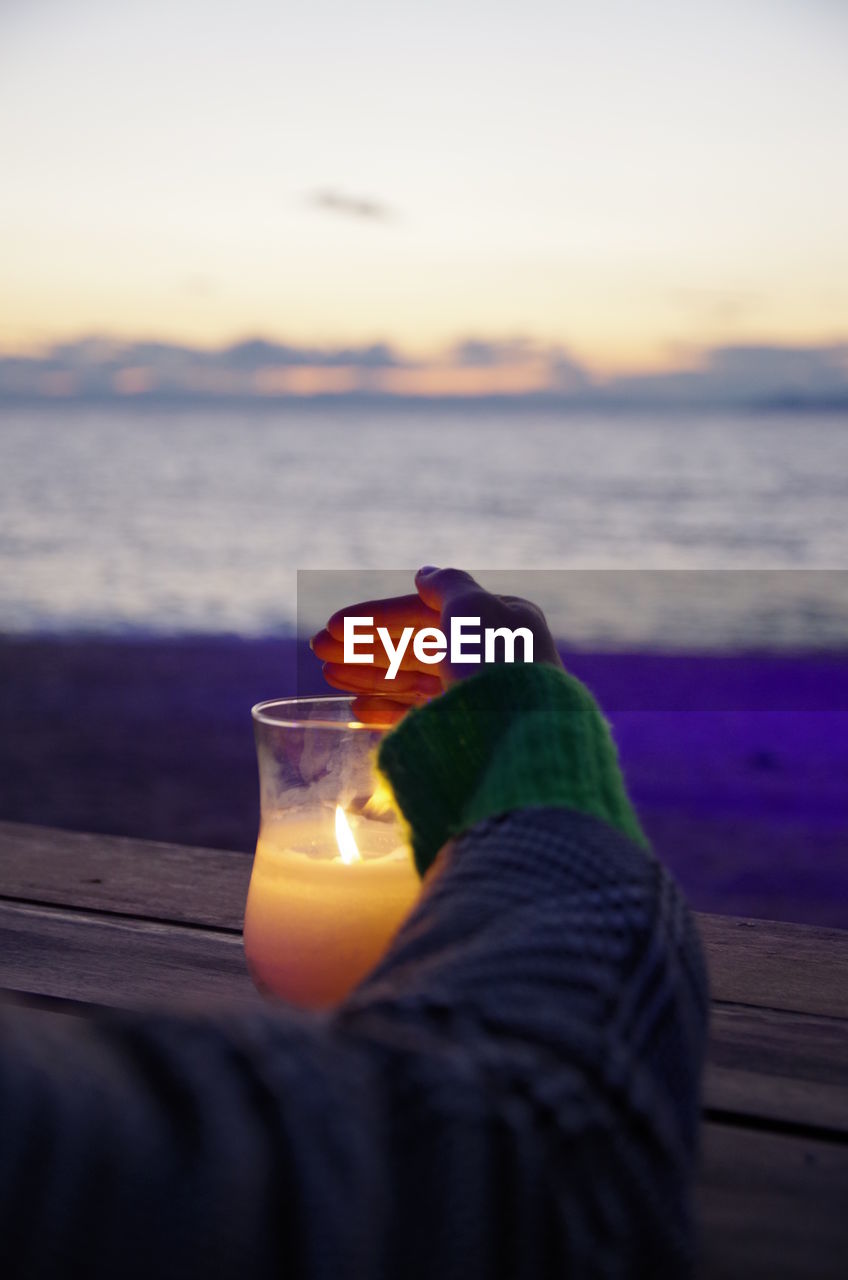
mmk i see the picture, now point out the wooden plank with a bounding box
[3,824,848,1130]
[2,898,847,1137]
[0,820,250,931]
[3,822,848,1018]
[2,900,847,1274]
[0,899,261,1011]
[5,826,847,1277]
[705,1004,848,1137]
[697,1124,848,1278]
[699,914,848,1020]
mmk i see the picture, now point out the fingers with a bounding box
[325,594,437,641]
[313,567,545,708]
[321,661,442,701]
[351,696,410,727]
[414,566,485,613]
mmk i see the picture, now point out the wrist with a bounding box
[377,662,648,877]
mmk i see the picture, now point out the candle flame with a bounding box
[335,806,362,865]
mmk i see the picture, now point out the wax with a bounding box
[243,808,420,1008]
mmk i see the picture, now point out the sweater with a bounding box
[0,663,709,1279]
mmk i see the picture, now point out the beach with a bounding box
[2,635,846,929]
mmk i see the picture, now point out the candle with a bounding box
[243,805,420,1008]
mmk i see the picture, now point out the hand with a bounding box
[310,566,563,725]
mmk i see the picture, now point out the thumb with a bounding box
[415,565,484,613]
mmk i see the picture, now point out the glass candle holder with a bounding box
[244,696,419,1008]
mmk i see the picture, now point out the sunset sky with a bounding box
[2,0,846,382]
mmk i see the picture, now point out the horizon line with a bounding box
[2,390,847,412]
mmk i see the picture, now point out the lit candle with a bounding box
[243,804,420,1008]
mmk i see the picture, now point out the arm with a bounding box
[341,662,708,1276]
[0,667,707,1280]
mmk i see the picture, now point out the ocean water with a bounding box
[1,403,847,646]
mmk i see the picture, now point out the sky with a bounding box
[1,0,847,386]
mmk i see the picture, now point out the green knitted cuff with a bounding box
[376,662,649,878]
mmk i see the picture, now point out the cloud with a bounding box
[216,339,401,370]
[707,344,848,396]
[448,338,590,393]
[603,343,848,407]
[449,338,535,367]
[307,188,393,221]
[0,336,404,399]
[0,337,846,406]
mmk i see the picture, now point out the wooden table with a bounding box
[1,820,846,1278]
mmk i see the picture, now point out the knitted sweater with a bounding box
[0,664,708,1279]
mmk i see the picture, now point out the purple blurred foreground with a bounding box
[1,636,847,928]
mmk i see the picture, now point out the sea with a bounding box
[1,403,847,648]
